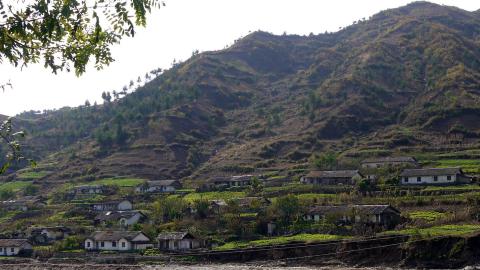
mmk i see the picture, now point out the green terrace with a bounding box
[384,224,480,237]
[215,233,348,250]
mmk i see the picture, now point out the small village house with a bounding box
[28,226,71,245]
[0,197,45,212]
[92,200,133,211]
[157,232,205,251]
[304,205,401,229]
[84,231,152,251]
[213,175,254,189]
[135,180,182,193]
[209,200,228,215]
[400,167,471,185]
[234,197,271,210]
[361,156,418,168]
[0,239,33,256]
[68,185,108,200]
[95,211,147,227]
[301,170,363,185]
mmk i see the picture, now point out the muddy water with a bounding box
[0,264,404,270]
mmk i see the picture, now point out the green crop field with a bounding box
[385,224,480,237]
[0,181,33,193]
[408,211,447,222]
[215,233,347,250]
[16,171,50,180]
[88,178,146,187]
[182,191,246,203]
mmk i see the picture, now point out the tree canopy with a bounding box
[0,0,163,75]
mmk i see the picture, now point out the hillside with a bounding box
[3,1,480,185]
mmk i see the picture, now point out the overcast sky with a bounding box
[0,0,479,116]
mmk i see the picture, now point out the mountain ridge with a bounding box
[3,1,480,185]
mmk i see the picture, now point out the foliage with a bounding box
[384,224,480,237]
[152,196,186,222]
[215,233,345,250]
[311,152,338,170]
[0,118,33,174]
[408,211,447,222]
[0,0,164,75]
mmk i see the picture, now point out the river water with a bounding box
[1,264,479,270]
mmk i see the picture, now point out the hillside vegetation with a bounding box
[2,2,480,185]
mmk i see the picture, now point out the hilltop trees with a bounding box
[0,0,162,174]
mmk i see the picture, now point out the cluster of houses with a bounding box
[301,156,472,186]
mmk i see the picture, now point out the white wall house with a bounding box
[0,239,33,256]
[84,231,152,251]
[157,232,205,251]
[361,156,418,168]
[135,180,182,193]
[95,211,147,228]
[400,167,471,185]
[92,200,133,211]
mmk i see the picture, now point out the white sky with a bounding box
[0,0,479,116]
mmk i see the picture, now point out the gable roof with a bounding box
[156,231,195,240]
[93,199,131,206]
[400,167,463,177]
[147,180,180,187]
[305,170,361,179]
[308,205,400,215]
[87,231,147,242]
[0,239,31,247]
[362,156,417,164]
[95,211,145,222]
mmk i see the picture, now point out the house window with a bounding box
[112,241,116,247]
[447,176,452,181]
[101,242,105,247]
[11,248,14,253]
[87,242,91,248]
[404,177,408,182]
[417,177,421,182]
[122,242,126,248]
[434,176,438,181]
[0,248,3,252]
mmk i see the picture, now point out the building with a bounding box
[135,180,182,193]
[213,175,254,189]
[157,232,205,251]
[304,205,401,229]
[95,211,147,227]
[0,239,33,256]
[361,156,418,168]
[400,167,471,185]
[84,231,152,251]
[92,200,133,211]
[209,200,228,214]
[28,226,71,244]
[67,185,109,200]
[234,197,271,209]
[0,197,45,212]
[300,170,363,185]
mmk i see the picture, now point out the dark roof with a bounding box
[87,231,147,241]
[308,205,400,215]
[0,239,31,247]
[305,170,361,179]
[93,200,131,205]
[147,180,180,187]
[95,211,145,221]
[362,156,417,164]
[400,167,463,177]
[156,231,196,240]
[234,197,271,206]
[354,205,400,215]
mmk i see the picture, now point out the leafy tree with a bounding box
[312,152,338,170]
[193,198,209,219]
[152,197,186,222]
[0,118,33,174]
[269,194,302,230]
[0,0,164,75]
[0,189,14,200]
[23,184,39,196]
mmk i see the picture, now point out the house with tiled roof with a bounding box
[156,231,205,251]
[361,156,418,168]
[84,231,152,251]
[0,239,33,256]
[300,170,363,185]
[400,167,471,185]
